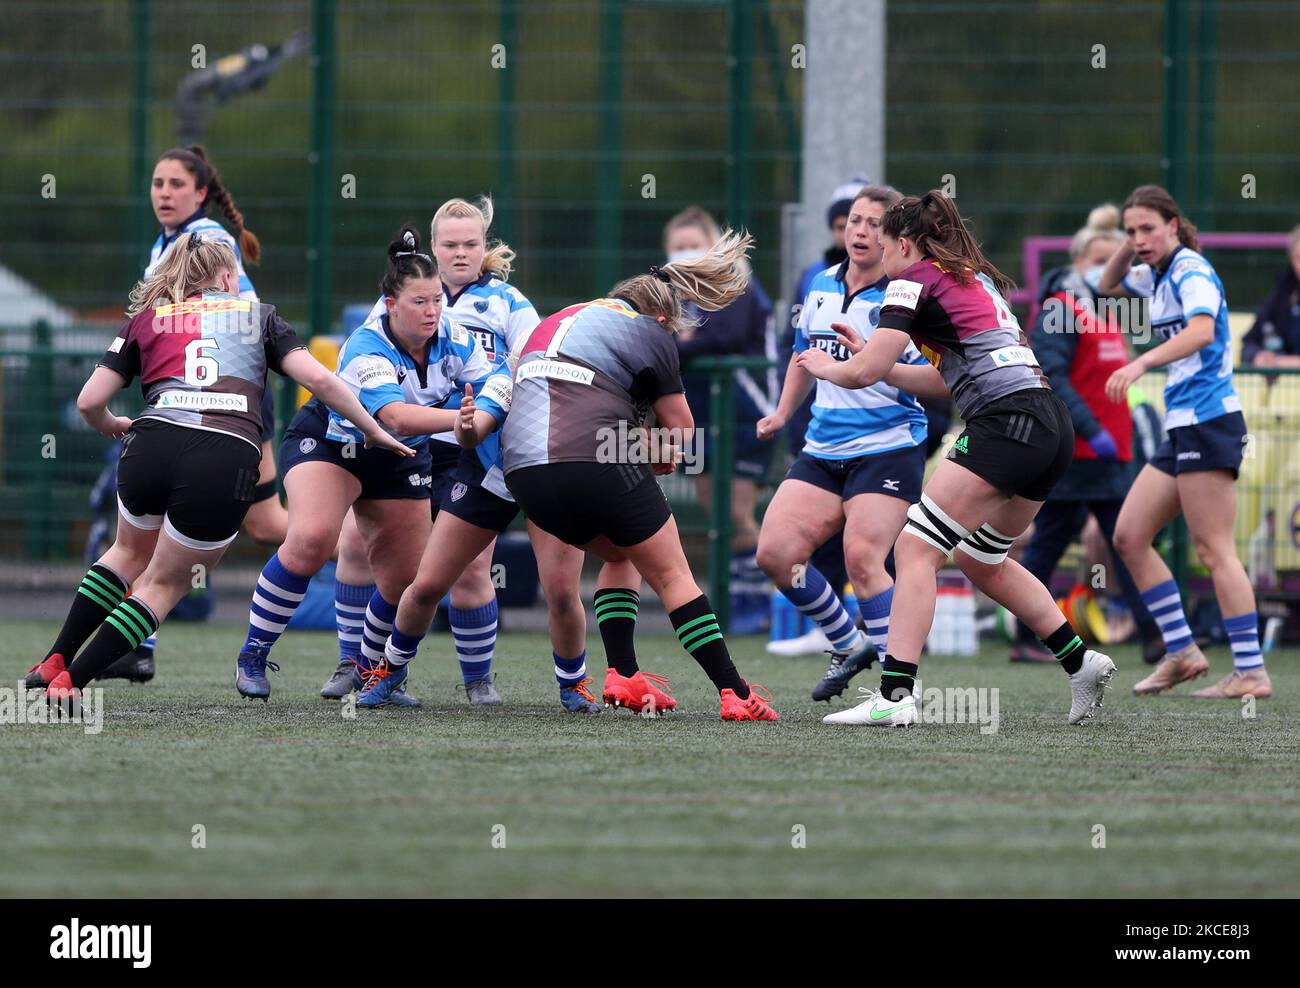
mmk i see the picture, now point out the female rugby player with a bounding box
[1101,185,1270,699]
[798,190,1116,727]
[233,226,491,703]
[499,230,778,721]
[319,196,540,705]
[26,234,408,698]
[754,185,930,703]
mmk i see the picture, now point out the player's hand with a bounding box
[455,383,477,436]
[102,415,133,440]
[756,410,787,441]
[1252,350,1278,369]
[363,429,415,457]
[1105,360,1145,403]
[653,444,681,475]
[831,322,865,354]
[795,347,835,379]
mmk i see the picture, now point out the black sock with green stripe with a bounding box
[49,563,129,661]
[1043,622,1086,675]
[68,596,159,688]
[669,594,747,698]
[594,588,640,677]
[880,655,918,701]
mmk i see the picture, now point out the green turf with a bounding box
[1,620,1296,897]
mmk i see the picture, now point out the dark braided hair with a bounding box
[156,144,261,265]
[381,224,438,298]
[881,189,1014,298]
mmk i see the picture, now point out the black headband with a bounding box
[648,264,673,284]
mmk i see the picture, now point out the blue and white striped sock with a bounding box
[554,649,587,689]
[780,565,863,652]
[385,624,426,668]
[140,633,158,654]
[1224,612,1263,672]
[452,600,498,685]
[335,580,373,662]
[856,585,893,660]
[1140,579,1194,654]
[359,590,398,668]
[244,552,311,657]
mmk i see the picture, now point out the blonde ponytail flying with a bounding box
[610,228,754,334]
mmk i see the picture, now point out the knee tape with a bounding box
[957,523,1016,566]
[903,494,971,554]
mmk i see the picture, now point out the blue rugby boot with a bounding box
[358,657,419,708]
[559,677,602,715]
[236,649,280,701]
[810,633,879,702]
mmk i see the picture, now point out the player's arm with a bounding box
[883,361,950,400]
[796,327,910,389]
[279,349,416,456]
[77,366,133,439]
[649,392,693,475]
[1098,241,1137,297]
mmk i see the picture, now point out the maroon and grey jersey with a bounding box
[877,259,1049,419]
[98,290,307,450]
[502,298,684,473]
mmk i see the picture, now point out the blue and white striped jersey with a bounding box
[470,365,515,501]
[364,272,538,444]
[1123,246,1240,429]
[326,308,492,446]
[147,210,257,300]
[794,263,929,459]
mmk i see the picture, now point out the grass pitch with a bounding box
[1,619,1296,897]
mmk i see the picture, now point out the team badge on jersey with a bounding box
[299,438,317,454]
[474,300,489,314]
[451,482,467,502]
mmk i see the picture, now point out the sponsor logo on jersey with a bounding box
[989,345,1039,369]
[353,355,399,388]
[1176,450,1202,461]
[154,298,252,317]
[108,336,125,353]
[516,359,596,386]
[882,279,922,311]
[480,374,513,411]
[953,435,970,455]
[299,438,317,454]
[450,481,467,500]
[155,391,249,412]
[410,473,433,487]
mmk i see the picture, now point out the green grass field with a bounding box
[2,619,1296,898]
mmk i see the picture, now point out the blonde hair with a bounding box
[126,233,238,315]
[430,195,516,281]
[1070,202,1125,259]
[611,228,754,334]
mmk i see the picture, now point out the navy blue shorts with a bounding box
[427,440,463,518]
[439,450,520,533]
[785,444,926,504]
[1149,411,1247,478]
[280,399,434,501]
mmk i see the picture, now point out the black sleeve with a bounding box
[262,307,309,375]
[635,330,685,402]
[97,319,141,384]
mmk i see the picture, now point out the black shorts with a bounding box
[785,444,925,504]
[439,450,520,533]
[949,388,1075,501]
[279,399,434,501]
[426,439,464,519]
[506,462,672,548]
[1149,411,1247,478]
[117,419,261,550]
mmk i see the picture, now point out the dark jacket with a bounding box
[1029,265,1134,501]
[677,278,774,423]
[1241,266,1300,364]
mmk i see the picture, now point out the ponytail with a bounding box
[127,233,238,315]
[882,189,1015,298]
[380,224,438,298]
[610,228,753,334]
[156,145,261,265]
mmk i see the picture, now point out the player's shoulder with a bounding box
[808,264,844,294]
[1168,248,1217,284]
[344,317,397,361]
[882,264,933,310]
[472,276,534,309]
[187,217,237,247]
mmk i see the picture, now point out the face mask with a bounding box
[1083,265,1106,292]
[667,248,705,264]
